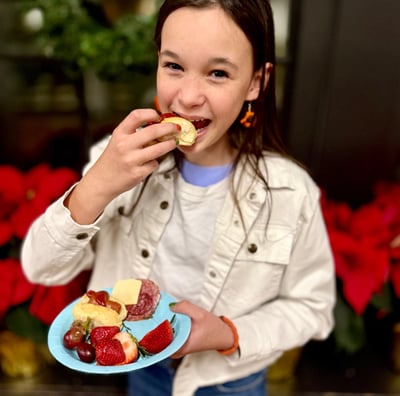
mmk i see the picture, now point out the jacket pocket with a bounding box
[221,225,294,312]
[236,224,294,265]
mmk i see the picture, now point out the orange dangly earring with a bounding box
[240,102,255,128]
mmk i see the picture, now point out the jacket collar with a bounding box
[154,152,296,190]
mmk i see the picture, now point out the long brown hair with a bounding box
[154,0,291,226]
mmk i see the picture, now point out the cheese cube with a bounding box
[111,279,142,305]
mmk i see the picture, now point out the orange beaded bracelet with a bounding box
[217,316,240,356]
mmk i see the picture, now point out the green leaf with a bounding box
[5,304,48,344]
[333,293,366,354]
[18,0,157,81]
[370,283,393,312]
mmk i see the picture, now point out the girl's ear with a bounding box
[246,62,274,101]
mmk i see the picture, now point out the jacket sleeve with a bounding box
[21,137,111,286]
[233,192,336,366]
[21,190,100,286]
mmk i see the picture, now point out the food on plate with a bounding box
[62,322,139,365]
[117,278,161,321]
[138,316,175,355]
[76,342,96,363]
[95,337,126,366]
[112,332,139,364]
[96,331,139,366]
[111,278,143,305]
[72,289,127,327]
[71,278,160,326]
[90,325,120,347]
[63,320,89,350]
[60,279,177,366]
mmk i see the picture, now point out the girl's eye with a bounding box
[164,62,183,71]
[211,70,228,78]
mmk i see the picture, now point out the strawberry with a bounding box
[138,318,175,354]
[112,332,139,364]
[95,338,125,366]
[90,326,120,347]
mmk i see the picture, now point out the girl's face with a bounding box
[156,6,262,166]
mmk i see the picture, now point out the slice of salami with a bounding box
[126,279,161,321]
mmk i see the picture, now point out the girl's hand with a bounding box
[65,108,178,224]
[169,301,235,359]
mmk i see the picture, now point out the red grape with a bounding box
[63,325,86,349]
[76,342,96,363]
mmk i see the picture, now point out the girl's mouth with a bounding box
[191,118,211,132]
[168,112,211,133]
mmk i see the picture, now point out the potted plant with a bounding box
[321,181,400,357]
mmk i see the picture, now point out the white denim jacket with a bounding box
[22,136,335,396]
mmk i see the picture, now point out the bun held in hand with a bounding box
[160,114,197,146]
[143,113,198,146]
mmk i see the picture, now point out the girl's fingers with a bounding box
[135,122,179,148]
[114,108,179,149]
[116,108,160,136]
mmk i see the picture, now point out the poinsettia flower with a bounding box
[0,165,25,218]
[392,247,400,261]
[29,270,91,325]
[0,166,25,246]
[0,222,13,247]
[320,191,352,232]
[349,203,391,246]
[374,181,400,208]
[23,163,78,203]
[0,258,36,318]
[10,201,48,241]
[9,164,79,239]
[328,229,390,315]
[0,163,89,345]
[374,181,400,238]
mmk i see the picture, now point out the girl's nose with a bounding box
[177,76,205,108]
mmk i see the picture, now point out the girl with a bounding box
[22,0,335,395]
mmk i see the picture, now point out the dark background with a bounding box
[285,0,400,206]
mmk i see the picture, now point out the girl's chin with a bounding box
[177,143,196,153]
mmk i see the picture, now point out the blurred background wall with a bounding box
[285,0,400,205]
[0,0,399,206]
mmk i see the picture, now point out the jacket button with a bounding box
[248,243,258,253]
[160,201,169,210]
[249,192,257,200]
[76,233,89,240]
[209,270,217,278]
[164,173,171,179]
[118,206,124,215]
[141,249,150,258]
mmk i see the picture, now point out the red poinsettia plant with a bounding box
[321,181,400,354]
[0,163,90,344]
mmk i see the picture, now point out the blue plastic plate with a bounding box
[48,291,190,374]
